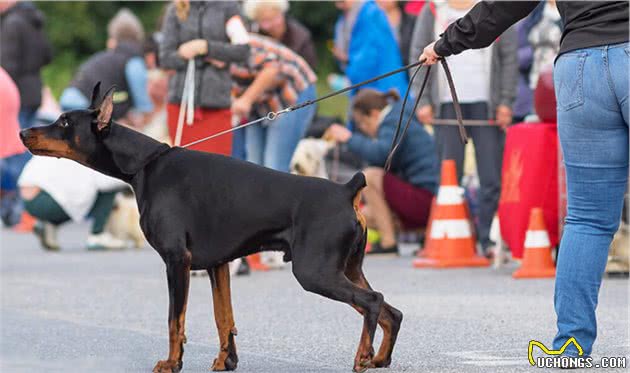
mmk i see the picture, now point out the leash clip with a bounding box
[266,108,291,121]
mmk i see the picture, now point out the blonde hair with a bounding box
[243,0,289,20]
[174,0,190,22]
[107,8,145,44]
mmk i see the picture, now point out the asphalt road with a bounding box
[1,223,628,373]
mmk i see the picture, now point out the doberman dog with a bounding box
[20,84,403,373]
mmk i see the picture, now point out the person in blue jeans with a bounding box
[418,1,628,360]
[231,33,317,173]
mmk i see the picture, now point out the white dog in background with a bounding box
[290,138,335,179]
[106,192,145,249]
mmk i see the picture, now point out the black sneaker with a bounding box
[481,239,497,259]
[368,242,398,255]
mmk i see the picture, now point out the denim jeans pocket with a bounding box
[554,52,587,111]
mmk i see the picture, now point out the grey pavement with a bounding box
[1,222,628,373]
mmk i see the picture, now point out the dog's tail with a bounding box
[346,172,368,236]
[345,172,367,196]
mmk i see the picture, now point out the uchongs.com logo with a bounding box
[528,337,627,369]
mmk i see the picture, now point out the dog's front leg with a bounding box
[208,263,238,371]
[153,252,192,373]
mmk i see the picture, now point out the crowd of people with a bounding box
[2,0,627,365]
[1,0,562,256]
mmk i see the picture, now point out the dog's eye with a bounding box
[59,120,69,128]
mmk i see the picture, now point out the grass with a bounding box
[314,79,349,121]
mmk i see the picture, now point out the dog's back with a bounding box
[135,147,365,269]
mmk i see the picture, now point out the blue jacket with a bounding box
[343,1,408,96]
[347,101,439,194]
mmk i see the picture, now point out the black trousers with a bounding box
[434,102,504,248]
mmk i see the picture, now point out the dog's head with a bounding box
[20,82,115,164]
[20,83,167,181]
[290,138,334,178]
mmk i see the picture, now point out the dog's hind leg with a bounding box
[208,263,238,371]
[153,250,192,373]
[292,257,383,373]
[345,243,403,369]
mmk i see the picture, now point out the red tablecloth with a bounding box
[498,123,559,259]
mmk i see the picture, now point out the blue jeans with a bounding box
[231,128,247,160]
[245,84,317,172]
[552,43,628,356]
[0,151,31,226]
[59,87,90,111]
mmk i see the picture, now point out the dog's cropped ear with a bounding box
[95,86,116,132]
[89,82,102,110]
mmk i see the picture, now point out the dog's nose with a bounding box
[19,130,28,142]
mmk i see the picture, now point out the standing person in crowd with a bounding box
[19,156,128,251]
[59,9,153,127]
[231,33,317,174]
[333,0,408,96]
[0,68,29,227]
[419,0,628,360]
[243,0,318,70]
[326,89,439,254]
[376,0,417,66]
[0,1,52,130]
[141,69,170,143]
[512,3,544,123]
[409,0,518,255]
[159,0,250,154]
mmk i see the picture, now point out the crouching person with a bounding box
[18,156,128,251]
[327,89,439,254]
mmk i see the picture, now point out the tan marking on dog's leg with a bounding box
[346,252,402,369]
[154,251,191,373]
[209,263,238,371]
[350,304,376,372]
[354,190,367,233]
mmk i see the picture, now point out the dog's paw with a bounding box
[371,357,391,368]
[211,341,238,372]
[153,359,182,373]
[211,354,237,371]
[353,358,375,373]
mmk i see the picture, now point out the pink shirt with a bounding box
[0,67,26,158]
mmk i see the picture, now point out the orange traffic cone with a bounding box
[13,212,36,233]
[413,160,489,268]
[513,208,556,279]
[247,254,270,271]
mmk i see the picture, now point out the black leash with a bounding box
[385,58,467,171]
[182,59,469,163]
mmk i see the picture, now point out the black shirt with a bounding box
[434,1,629,58]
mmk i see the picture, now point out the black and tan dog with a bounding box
[20,84,402,373]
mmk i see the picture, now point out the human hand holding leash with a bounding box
[419,41,440,65]
[178,39,208,60]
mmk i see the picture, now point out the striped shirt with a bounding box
[231,34,317,118]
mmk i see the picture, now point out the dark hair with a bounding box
[352,88,400,115]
